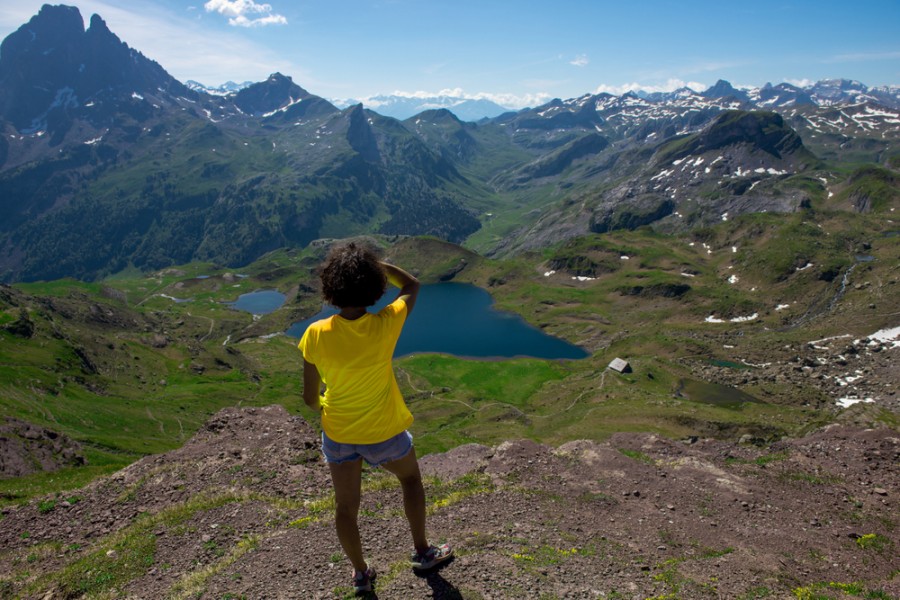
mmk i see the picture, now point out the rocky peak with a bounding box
[810,78,872,105]
[0,5,189,132]
[232,72,310,116]
[755,82,815,107]
[701,79,750,103]
[415,107,463,125]
[0,5,84,127]
[816,78,866,92]
[1,4,83,52]
[344,103,380,162]
[87,12,112,36]
[661,110,807,163]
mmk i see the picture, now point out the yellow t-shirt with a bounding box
[298,298,413,444]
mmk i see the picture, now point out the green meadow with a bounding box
[1,205,897,503]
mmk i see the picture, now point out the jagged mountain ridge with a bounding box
[328,78,900,122]
[0,5,898,282]
[0,6,485,281]
[357,78,900,122]
[0,5,196,145]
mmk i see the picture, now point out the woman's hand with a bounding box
[380,261,420,314]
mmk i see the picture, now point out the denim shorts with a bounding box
[321,430,413,466]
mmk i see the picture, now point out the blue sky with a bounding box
[2,1,899,107]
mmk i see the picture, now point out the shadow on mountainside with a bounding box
[0,405,897,599]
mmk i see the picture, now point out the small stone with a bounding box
[873,488,888,496]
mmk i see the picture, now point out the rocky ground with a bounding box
[0,419,85,479]
[690,326,900,414]
[0,404,897,600]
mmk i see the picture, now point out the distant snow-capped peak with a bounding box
[330,94,511,121]
[186,80,254,96]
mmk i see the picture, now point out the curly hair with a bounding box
[319,241,387,308]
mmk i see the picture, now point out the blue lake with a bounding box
[228,290,286,315]
[286,282,588,360]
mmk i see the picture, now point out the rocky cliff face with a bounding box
[0,405,896,598]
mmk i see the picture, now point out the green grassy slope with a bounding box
[2,200,898,503]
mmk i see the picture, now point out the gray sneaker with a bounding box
[410,543,453,570]
[352,565,376,594]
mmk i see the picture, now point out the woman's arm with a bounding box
[381,261,420,314]
[303,359,323,411]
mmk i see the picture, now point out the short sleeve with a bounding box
[379,297,408,340]
[382,297,408,320]
[298,324,318,364]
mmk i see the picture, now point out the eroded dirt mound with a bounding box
[0,406,896,599]
[0,418,85,479]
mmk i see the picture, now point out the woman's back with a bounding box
[300,298,412,443]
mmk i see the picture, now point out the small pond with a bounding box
[676,378,763,408]
[228,290,286,315]
[286,282,588,360]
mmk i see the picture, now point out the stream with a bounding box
[783,255,872,331]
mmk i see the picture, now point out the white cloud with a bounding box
[363,88,549,110]
[204,0,287,27]
[570,54,589,68]
[594,78,707,95]
[785,78,814,88]
[480,91,552,109]
[385,88,470,100]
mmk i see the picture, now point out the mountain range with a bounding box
[183,81,512,121]
[0,4,897,282]
[194,80,900,122]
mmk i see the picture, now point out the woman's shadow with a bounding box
[359,558,461,599]
[415,558,462,599]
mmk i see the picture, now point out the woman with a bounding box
[299,241,452,594]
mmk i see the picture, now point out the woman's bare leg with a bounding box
[382,448,429,554]
[328,458,367,571]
